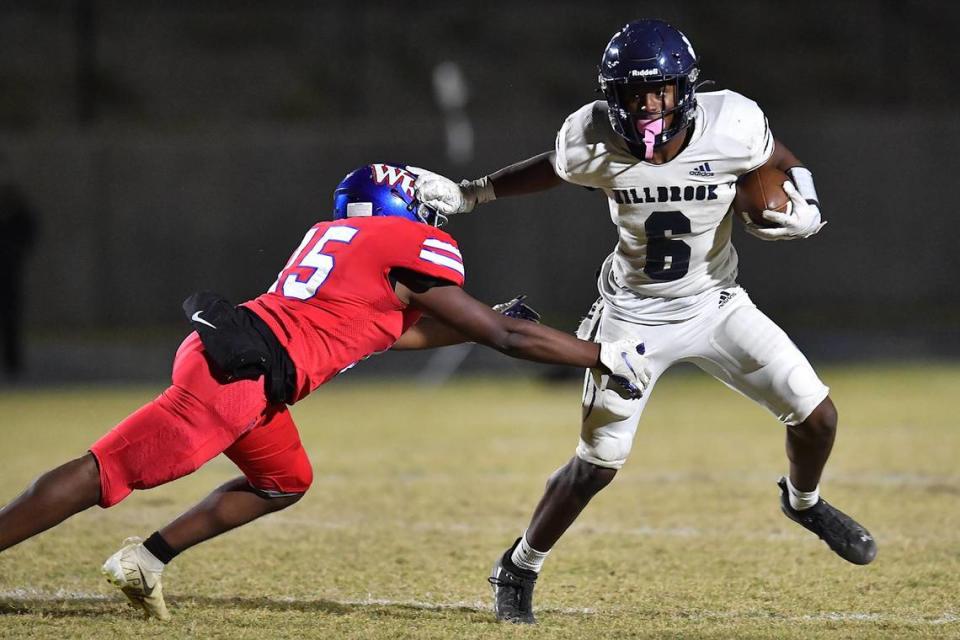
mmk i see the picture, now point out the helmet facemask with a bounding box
[415,202,447,228]
[601,71,698,160]
[395,189,446,228]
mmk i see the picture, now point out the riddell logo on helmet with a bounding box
[371,164,416,199]
[630,68,660,77]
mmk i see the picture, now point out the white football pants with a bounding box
[576,287,829,469]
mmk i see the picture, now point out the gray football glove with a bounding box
[408,166,496,215]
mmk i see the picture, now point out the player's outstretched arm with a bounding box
[396,286,572,367]
[399,282,592,368]
[393,295,541,351]
[392,316,468,350]
[411,152,563,216]
[392,271,650,396]
[486,151,564,198]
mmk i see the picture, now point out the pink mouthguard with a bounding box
[636,118,664,160]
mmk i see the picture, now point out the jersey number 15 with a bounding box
[269,225,359,300]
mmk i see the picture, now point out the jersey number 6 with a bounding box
[270,226,359,300]
[644,210,691,281]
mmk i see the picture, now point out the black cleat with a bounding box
[488,539,538,624]
[778,477,877,565]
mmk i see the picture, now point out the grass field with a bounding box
[0,363,958,639]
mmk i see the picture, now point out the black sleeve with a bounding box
[388,267,456,294]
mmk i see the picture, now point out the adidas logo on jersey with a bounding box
[718,290,737,308]
[689,162,714,177]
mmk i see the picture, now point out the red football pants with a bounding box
[89,333,313,508]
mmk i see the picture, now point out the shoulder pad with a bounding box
[555,101,619,186]
[700,90,773,173]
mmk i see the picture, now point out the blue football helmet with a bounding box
[598,19,700,158]
[333,163,445,227]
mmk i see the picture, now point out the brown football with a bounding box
[733,165,790,227]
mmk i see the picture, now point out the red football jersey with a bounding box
[244,217,465,401]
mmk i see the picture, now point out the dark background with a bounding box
[1,0,957,382]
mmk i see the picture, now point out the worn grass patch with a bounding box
[1,363,958,638]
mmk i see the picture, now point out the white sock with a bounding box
[510,532,550,573]
[136,544,165,574]
[786,476,820,511]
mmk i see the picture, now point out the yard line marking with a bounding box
[325,597,594,614]
[671,610,959,626]
[0,588,113,601]
[1,590,956,625]
[0,589,592,614]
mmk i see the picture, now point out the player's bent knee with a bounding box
[569,457,617,497]
[286,455,315,494]
[579,399,638,469]
[575,438,630,471]
[252,459,313,501]
[818,397,838,429]
[293,462,314,494]
[248,481,308,506]
[546,457,617,502]
[248,487,305,512]
[776,363,830,425]
[796,397,838,440]
[273,491,305,509]
[577,412,635,470]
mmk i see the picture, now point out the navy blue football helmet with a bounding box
[598,19,700,158]
[333,163,445,227]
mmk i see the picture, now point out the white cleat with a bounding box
[101,536,171,621]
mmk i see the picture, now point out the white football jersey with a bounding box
[554,90,773,304]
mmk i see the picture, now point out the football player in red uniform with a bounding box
[0,163,650,620]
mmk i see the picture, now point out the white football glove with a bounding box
[598,339,651,401]
[408,166,496,216]
[744,181,826,241]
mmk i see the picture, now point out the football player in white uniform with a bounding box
[413,19,876,624]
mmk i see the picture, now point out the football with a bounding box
[733,165,791,226]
